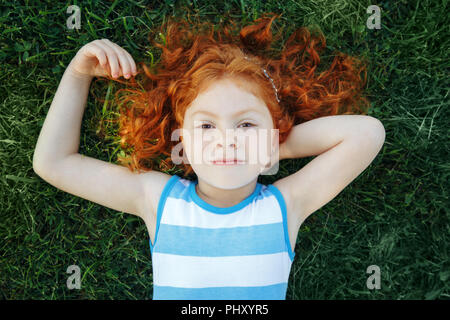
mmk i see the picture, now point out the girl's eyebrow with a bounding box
[191,108,263,118]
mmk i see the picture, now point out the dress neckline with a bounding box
[188,180,262,214]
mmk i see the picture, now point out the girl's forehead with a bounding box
[187,77,268,116]
[189,106,267,120]
[200,76,263,99]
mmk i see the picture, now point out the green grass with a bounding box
[1,0,448,299]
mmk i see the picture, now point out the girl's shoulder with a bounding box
[138,171,174,220]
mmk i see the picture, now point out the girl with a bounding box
[33,13,385,300]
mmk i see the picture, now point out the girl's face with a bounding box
[181,77,278,190]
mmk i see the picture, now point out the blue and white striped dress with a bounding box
[149,174,296,300]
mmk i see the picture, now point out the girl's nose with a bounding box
[211,129,235,147]
[217,140,236,148]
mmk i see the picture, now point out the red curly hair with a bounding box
[105,12,370,178]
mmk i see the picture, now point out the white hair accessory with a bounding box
[244,55,280,103]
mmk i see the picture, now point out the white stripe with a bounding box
[161,194,282,228]
[178,178,191,187]
[152,252,292,288]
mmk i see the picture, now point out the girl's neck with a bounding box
[195,178,257,208]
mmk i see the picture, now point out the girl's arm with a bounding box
[33,63,93,164]
[275,115,385,224]
[32,39,171,220]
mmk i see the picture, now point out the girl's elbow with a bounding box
[364,116,386,144]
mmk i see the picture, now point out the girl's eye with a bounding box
[239,122,255,128]
[197,122,255,129]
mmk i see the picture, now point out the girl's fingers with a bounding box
[108,40,137,77]
[95,40,120,78]
[123,50,137,77]
[85,43,108,68]
[119,46,137,76]
[102,39,133,79]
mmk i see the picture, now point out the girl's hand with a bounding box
[67,39,138,79]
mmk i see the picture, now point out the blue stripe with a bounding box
[267,184,296,262]
[169,176,191,199]
[150,174,181,254]
[153,283,288,300]
[155,177,269,214]
[189,180,263,214]
[154,222,286,256]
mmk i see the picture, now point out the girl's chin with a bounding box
[194,166,262,181]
